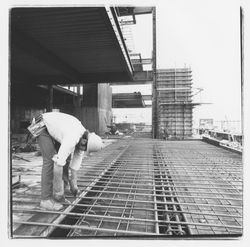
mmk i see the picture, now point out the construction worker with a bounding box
[28,112,104,211]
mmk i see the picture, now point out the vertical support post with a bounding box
[77,85,81,95]
[174,68,176,101]
[47,85,53,112]
[175,104,177,139]
[240,7,244,135]
[183,104,185,139]
[75,85,81,119]
[152,7,157,139]
[81,83,99,133]
[174,70,177,139]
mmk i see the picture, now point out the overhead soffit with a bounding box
[11,7,133,85]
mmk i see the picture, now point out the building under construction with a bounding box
[9,6,243,239]
[157,68,194,139]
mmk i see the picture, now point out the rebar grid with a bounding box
[68,144,156,237]
[153,146,189,235]
[12,139,243,237]
[155,141,242,235]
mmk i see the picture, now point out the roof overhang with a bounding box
[11,7,133,85]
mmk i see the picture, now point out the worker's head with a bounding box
[76,131,104,153]
[76,131,89,151]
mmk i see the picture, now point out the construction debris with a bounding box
[12,155,30,162]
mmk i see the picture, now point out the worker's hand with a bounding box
[54,193,65,202]
[52,154,66,167]
[70,187,81,197]
[69,167,80,197]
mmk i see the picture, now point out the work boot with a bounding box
[54,195,71,204]
[53,164,64,201]
[69,168,80,197]
[40,199,63,211]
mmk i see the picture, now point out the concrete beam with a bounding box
[116,7,153,16]
[131,58,152,65]
[133,7,154,15]
[133,71,153,82]
[11,69,132,85]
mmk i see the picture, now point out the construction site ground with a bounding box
[11,133,243,238]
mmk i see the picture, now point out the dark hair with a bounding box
[76,130,89,150]
[82,130,89,140]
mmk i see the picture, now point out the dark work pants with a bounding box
[37,129,70,200]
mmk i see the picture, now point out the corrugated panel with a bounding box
[11,7,133,85]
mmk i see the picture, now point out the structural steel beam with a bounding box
[152,7,157,138]
[38,85,78,96]
[105,7,134,77]
[240,7,244,134]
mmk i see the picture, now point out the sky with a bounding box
[113,0,243,130]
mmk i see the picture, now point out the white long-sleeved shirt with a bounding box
[42,112,86,170]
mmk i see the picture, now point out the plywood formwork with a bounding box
[156,68,194,139]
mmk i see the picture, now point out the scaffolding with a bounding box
[156,68,195,139]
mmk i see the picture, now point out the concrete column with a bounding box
[80,83,112,135]
[98,84,112,134]
[47,85,53,112]
[74,85,82,119]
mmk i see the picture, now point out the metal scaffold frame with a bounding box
[156,68,195,140]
